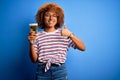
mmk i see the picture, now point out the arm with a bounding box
[69,33,86,51]
[29,43,38,63]
[28,32,38,63]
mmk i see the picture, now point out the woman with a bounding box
[28,2,86,80]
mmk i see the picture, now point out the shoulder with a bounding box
[36,30,45,38]
[56,28,62,34]
[37,30,44,34]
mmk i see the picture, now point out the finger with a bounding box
[29,33,36,36]
[30,31,36,34]
[32,34,36,36]
[28,37,36,40]
[64,24,67,29]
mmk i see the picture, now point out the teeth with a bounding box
[49,21,53,24]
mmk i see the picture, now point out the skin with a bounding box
[28,11,86,63]
[44,11,57,32]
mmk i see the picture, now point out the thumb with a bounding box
[64,24,67,29]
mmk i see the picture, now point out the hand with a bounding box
[28,31,36,44]
[61,24,72,37]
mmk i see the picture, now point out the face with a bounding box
[44,11,57,28]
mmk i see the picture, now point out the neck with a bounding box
[44,27,57,32]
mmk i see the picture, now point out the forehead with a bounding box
[45,10,56,14]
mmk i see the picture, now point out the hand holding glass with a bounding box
[29,23,38,44]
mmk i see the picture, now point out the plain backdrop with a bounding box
[0,0,120,80]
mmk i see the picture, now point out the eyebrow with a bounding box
[45,12,56,14]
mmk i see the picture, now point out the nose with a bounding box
[49,15,53,20]
[50,15,53,19]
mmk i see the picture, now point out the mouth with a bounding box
[48,21,54,24]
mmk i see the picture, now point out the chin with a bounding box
[46,26,53,28]
[48,25,55,27]
[45,23,56,28]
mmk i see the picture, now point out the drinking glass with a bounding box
[29,23,38,44]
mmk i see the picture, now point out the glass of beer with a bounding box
[29,23,38,33]
[29,23,38,44]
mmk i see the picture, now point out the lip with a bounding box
[48,21,53,24]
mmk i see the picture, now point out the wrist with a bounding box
[68,33,74,38]
[29,40,36,45]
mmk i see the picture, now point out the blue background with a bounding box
[0,0,120,80]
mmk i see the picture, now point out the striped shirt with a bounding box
[34,29,75,72]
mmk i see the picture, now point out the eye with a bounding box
[53,14,57,17]
[44,13,57,17]
[45,13,50,17]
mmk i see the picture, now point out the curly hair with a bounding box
[36,2,64,29]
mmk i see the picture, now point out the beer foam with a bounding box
[29,23,38,26]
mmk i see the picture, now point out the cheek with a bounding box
[54,18,57,22]
[44,18,49,24]
[44,17,49,21]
